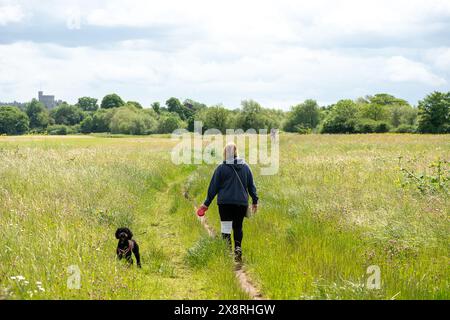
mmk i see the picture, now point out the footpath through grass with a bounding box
[0,135,245,299]
[185,134,449,300]
[0,134,448,300]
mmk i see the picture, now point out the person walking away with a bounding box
[197,143,258,263]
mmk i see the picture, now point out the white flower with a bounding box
[10,276,16,280]
[36,281,42,285]
[16,275,25,281]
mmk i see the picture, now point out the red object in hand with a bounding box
[197,205,208,217]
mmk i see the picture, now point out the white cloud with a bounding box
[80,0,450,43]
[386,56,446,86]
[426,48,450,70]
[1,41,446,108]
[0,4,24,25]
[1,0,449,107]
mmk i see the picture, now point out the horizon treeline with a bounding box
[0,92,449,135]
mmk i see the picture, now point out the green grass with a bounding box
[184,134,449,300]
[0,136,244,299]
[0,134,448,299]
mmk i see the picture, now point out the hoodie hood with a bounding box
[223,157,245,170]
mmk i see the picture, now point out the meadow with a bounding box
[0,134,448,299]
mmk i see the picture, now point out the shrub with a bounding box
[354,119,390,133]
[399,157,449,195]
[0,106,29,135]
[91,108,117,132]
[355,119,377,133]
[51,103,84,125]
[80,116,94,133]
[110,106,157,135]
[47,124,69,135]
[158,112,187,133]
[394,124,417,133]
[70,124,81,134]
[295,125,312,134]
[321,100,358,133]
[374,121,390,133]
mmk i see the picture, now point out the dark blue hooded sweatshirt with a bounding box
[204,158,258,207]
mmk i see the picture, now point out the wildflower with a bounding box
[11,275,25,281]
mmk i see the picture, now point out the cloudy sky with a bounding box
[0,0,449,109]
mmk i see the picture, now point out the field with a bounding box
[0,134,448,300]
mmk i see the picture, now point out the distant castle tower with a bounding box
[38,91,59,109]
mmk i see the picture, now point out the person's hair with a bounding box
[223,142,238,161]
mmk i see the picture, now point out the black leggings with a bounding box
[218,204,247,249]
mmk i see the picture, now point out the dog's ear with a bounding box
[115,228,122,239]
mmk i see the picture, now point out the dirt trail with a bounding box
[183,187,264,300]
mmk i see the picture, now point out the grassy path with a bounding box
[181,172,264,300]
[133,167,251,299]
[132,175,211,299]
[0,136,250,299]
[2,134,447,300]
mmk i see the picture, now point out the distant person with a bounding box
[197,143,258,263]
[270,128,278,141]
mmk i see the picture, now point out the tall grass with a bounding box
[1,134,448,300]
[0,136,243,299]
[187,134,449,299]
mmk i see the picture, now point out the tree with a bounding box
[197,105,231,133]
[166,97,184,118]
[262,108,284,130]
[25,99,50,130]
[321,99,358,133]
[354,119,390,133]
[110,106,157,135]
[357,103,390,122]
[157,112,186,133]
[235,100,271,131]
[126,101,143,109]
[151,102,161,114]
[77,97,99,112]
[390,104,417,128]
[101,93,125,109]
[51,103,84,126]
[80,116,94,133]
[91,108,117,132]
[284,99,320,132]
[417,91,450,133]
[367,93,409,107]
[47,124,70,135]
[183,99,207,112]
[0,106,29,135]
[183,99,207,131]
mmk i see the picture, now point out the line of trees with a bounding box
[0,92,448,135]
